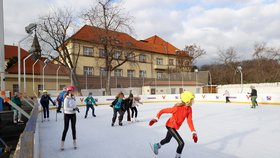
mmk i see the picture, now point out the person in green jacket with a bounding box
[11,92,23,124]
[84,92,98,118]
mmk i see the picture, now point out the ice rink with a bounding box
[38,102,280,158]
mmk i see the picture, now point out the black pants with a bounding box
[57,101,62,112]
[131,107,138,118]
[126,108,131,121]
[62,114,76,141]
[42,104,49,118]
[160,126,184,154]
[226,97,230,103]
[112,108,124,123]
[85,104,95,116]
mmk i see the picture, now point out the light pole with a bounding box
[32,59,39,97]
[208,71,212,93]
[42,59,49,91]
[237,66,243,93]
[194,69,198,93]
[23,53,33,94]
[18,23,37,93]
[85,72,88,90]
[70,69,73,85]
[0,0,5,91]
[56,66,61,93]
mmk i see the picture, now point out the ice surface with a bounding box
[39,102,280,158]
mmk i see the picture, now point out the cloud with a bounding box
[3,0,280,66]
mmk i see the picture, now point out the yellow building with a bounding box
[63,25,192,90]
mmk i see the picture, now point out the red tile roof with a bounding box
[4,45,29,59]
[7,57,69,76]
[70,25,189,56]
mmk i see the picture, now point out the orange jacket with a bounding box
[156,103,195,132]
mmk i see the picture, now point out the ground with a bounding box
[39,102,280,158]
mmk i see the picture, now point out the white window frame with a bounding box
[83,47,94,56]
[84,66,94,76]
[139,54,146,62]
[113,51,122,59]
[169,59,174,65]
[156,58,163,65]
[139,70,146,78]
[127,70,135,77]
[157,72,163,79]
[114,69,122,77]
[100,67,107,76]
[99,49,106,57]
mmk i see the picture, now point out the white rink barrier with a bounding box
[44,93,280,106]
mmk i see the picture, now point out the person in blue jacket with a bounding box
[84,92,98,118]
[111,92,125,126]
[56,87,67,113]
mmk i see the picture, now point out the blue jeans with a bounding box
[85,104,95,117]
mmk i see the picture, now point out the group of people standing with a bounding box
[110,92,142,126]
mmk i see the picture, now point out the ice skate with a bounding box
[153,143,160,155]
[111,122,114,127]
[60,141,64,151]
[119,122,123,126]
[73,140,77,149]
[175,153,181,158]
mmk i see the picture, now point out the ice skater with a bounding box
[223,90,231,103]
[84,92,98,118]
[149,91,198,158]
[111,92,125,126]
[61,86,80,150]
[40,90,56,121]
[123,93,133,122]
[11,92,23,124]
[131,95,142,122]
[248,86,258,108]
[56,87,67,113]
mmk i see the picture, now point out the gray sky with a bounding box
[3,0,280,66]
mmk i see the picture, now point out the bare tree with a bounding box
[184,44,206,64]
[82,0,134,95]
[37,8,82,92]
[253,42,280,61]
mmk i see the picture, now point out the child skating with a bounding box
[84,92,98,118]
[111,92,125,126]
[149,91,198,158]
[131,95,142,122]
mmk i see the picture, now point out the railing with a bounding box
[13,101,39,158]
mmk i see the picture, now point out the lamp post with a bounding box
[56,66,61,93]
[0,0,5,91]
[32,59,39,97]
[70,69,73,85]
[85,72,88,90]
[42,59,49,91]
[208,71,212,93]
[237,66,243,93]
[194,69,198,93]
[23,53,33,94]
[18,23,37,93]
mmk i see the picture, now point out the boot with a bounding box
[119,122,123,126]
[73,140,77,149]
[175,153,181,158]
[60,141,64,151]
[153,143,161,155]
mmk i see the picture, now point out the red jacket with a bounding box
[156,103,195,132]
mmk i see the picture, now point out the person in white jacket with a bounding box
[131,96,142,122]
[61,87,79,150]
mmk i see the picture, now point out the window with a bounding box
[84,66,94,76]
[139,70,146,78]
[100,67,107,76]
[114,69,122,77]
[156,58,163,65]
[113,51,122,59]
[157,72,163,79]
[127,70,135,77]
[83,47,93,56]
[13,84,19,93]
[139,54,146,62]
[169,59,174,65]
[127,53,135,61]
[99,49,106,57]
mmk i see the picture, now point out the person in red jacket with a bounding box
[149,91,198,158]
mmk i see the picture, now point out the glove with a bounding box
[149,118,158,126]
[192,132,198,143]
[73,107,80,113]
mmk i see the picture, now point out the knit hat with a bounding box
[180,91,195,103]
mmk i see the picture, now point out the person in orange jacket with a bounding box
[149,91,198,158]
